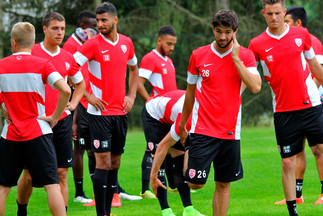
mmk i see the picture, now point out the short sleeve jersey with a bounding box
[249,25,320,112]
[0,53,63,141]
[139,49,177,96]
[74,33,137,116]
[32,43,83,121]
[145,90,191,141]
[187,42,258,140]
[63,34,92,109]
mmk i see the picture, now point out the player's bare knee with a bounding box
[281,157,295,169]
[311,146,323,159]
[188,182,204,190]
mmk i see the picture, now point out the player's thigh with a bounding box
[77,104,91,150]
[111,115,128,155]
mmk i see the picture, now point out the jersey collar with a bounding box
[100,33,119,46]
[210,41,233,58]
[153,49,168,62]
[40,42,61,57]
[266,23,290,40]
[72,34,83,46]
[13,52,31,55]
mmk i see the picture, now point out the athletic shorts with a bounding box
[89,114,127,154]
[185,133,243,184]
[52,115,74,168]
[274,104,323,158]
[0,134,59,187]
[76,104,91,150]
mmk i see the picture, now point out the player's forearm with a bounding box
[137,83,150,101]
[308,57,323,86]
[179,84,195,130]
[52,80,71,120]
[233,58,261,94]
[128,67,139,99]
[69,80,85,106]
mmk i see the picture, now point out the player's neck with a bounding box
[267,23,287,36]
[102,30,118,42]
[155,47,166,58]
[14,48,31,54]
[43,39,59,54]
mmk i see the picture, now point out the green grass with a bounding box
[4,128,323,215]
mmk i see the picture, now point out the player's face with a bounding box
[213,25,234,49]
[43,20,65,46]
[262,3,286,30]
[158,35,177,56]
[82,18,97,29]
[96,12,117,36]
[284,14,296,26]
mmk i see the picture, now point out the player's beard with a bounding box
[100,24,115,36]
[217,37,233,49]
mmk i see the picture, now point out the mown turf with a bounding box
[3,128,323,215]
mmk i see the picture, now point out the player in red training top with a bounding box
[137,25,178,199]
[63,10,97,205]
[73,3,139,216]
[249,1,323,215]
[179,10,261,216]
[273,5,323,206]
[0,22,71,216]
[16,12,85,215]
[144,90,205,216]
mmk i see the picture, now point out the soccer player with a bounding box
[146,90,204,216]
[16,12,85,215]
[137,25,177,199]
[179,10,261,216]
[274,5,323,205]
[63,10,97,205]
[248,1,323,215]
[0,22,71,216]
[73,2,139,216]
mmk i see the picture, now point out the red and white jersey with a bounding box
[145,90,191,141]
[249,25,320,112]
[139,49,177,96]
[74,33,137,116]
[187,42,259,140]
[63,34,92,109]
[311,34,323,64]
[32,43,83,121]
[0,52,63,141]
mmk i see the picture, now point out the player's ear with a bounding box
[114,16,118,24]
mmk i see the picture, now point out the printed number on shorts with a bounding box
[197,170,206,178]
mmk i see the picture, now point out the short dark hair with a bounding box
[158,25,176,38]
[262,0,285,9]
[77,10,96,26]
[212,9,238,31]
[286,5,307,27]
[96,2,118,17]
[43,12,65,27]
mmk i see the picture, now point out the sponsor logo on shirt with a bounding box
[121,45,127,53]
[162,68,167,74]
[101,50,109,53]
[94,139,100,149]
[65,62,70,71]
[295,38,302,47]
[103,55,110,62]
[203,63,213,67]
[265,47,273,52]
[161,63,165,66]
[189,169,196,179]
[266,55,273,62]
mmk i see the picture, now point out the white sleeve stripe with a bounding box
[316,55,323,65]
[305,47,315,59]
[139,68,152,79]
[127,54,138,66]
[73,52,88,66]
[247,67,260,75]
[170,124,180,141]
[48,72,63,87]
[187,71,198,84]
[69,71,84,84]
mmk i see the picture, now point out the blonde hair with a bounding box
[11,22,35,48]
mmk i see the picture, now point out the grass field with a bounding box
[3,128,323,215]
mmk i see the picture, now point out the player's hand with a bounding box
[38,115,58,129]
[1,108,12,124]
[72,122,78,141]
[179,126,188,145]
[66,101,77,111]
[150,176,167,197]
[231,30,240,61]
[86,94,108,111]
[123,96,135,114]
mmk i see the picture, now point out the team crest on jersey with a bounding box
[148,142,154,151]
[16,55,22,61]
[94,140,100,149]
[162,68,167,74]
[266,55,273,62]
[189,169,196,179]
[103,54,110,62]
[295,38,302,47]
[65,62,70,71]
[121,45,127,53]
